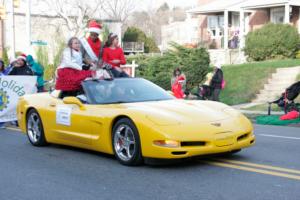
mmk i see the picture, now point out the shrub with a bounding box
[2,48,9,66]
[244,23,300,61]
[131,43,210,91]
[46,39,65,80]
[36,46,49,69]
[123,27,160,53]
[296,50,300,59]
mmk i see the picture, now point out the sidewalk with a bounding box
[232,102,284,115]
[239,110,284,115]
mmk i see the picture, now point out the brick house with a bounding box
[188,0,300,64]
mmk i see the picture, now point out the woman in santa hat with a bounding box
[8,54,34,76]
[80,20,103,70]
[102,33,128,78]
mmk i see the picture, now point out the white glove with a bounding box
[92,69,105,80]
[90,63,97,71]
[103,70,112,79]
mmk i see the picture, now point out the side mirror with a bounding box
[63,97,86,110]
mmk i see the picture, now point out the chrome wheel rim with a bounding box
[27,113,41,143]
[114,124,136,161]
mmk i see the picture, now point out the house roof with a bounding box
[188,0,300,14]
[242,0,300,9]
[187,0,250,14]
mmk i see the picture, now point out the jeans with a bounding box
[37,86,44,93]
[211,88,221,101]
[111,68,129,78]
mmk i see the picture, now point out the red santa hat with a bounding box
[17,53,27,61]
[88,20,102,34]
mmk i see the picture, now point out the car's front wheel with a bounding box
[112,118,143,166]
[26,109,47,146]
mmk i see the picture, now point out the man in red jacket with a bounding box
[80,20,103,69]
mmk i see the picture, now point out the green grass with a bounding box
[297,73,300,81]
[220,59,300,105]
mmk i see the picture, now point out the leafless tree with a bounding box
[101,0,136,22]
[36,0,104,36]
[36,0,138,36]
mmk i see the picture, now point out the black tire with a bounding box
[112,118,143,166]
[26,109,48,146]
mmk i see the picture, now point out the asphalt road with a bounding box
[0,125,300,200]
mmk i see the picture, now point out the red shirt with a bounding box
[55,68,94,91]
[102,47,126,68]
[87,37,101,57]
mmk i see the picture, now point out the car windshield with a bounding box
[82,78,174,104]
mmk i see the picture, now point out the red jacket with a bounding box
[55,68,94,91]
[102,47,126,68]
[171,75,185,99]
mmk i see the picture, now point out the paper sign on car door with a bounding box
[56,106,72,126]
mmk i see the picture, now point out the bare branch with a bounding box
[36,0,106,36]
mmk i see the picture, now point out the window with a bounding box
[207,15,224,38]
[271,7,285,24]
[208,16,218,29]
[231,13,240,27]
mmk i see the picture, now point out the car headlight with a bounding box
[153,140,180,148]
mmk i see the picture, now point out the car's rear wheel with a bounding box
[112,118,143,166]
[26,109,47,146]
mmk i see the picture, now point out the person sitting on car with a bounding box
[55,37,104,97]
[102,33,128,78]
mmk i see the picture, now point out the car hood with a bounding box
[126,100,234,126]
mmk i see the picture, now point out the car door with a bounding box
[45,92,96,148]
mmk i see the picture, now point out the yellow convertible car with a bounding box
[17,78,255,166]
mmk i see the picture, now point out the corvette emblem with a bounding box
[211,123,221,127]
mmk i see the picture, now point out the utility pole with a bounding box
[26,0,31,51]
[6,0,15,59]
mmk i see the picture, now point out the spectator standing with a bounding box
[6,55,33,127]
[26,55,45,92]
[8,54,33,76]
[210,63,223,101]
[0,59,5,75]
[0,59,5,128]
[229,30,239,49]
[171,68,186,99]
[102,33,128,78]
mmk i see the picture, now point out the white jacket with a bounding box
[58,48,83,70]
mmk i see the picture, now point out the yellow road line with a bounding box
[214,159,300,175]
[5,127,21,132]
[203,161,300,181]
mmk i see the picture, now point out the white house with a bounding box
[161,16,200,51]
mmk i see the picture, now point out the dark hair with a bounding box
[173,67,182,77]
[104,33,118,48]
[0,60,4,72]
[67,37,79,58]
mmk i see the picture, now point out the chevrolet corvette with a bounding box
[17,78,255,166]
